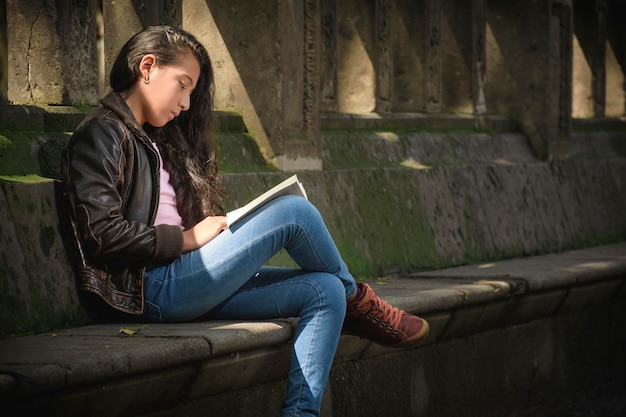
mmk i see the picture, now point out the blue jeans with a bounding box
[144,195,357,417]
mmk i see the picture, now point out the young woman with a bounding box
[62,25,429,417]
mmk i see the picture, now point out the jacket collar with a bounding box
[100,92,152,144]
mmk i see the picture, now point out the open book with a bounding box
[226,175,308,227]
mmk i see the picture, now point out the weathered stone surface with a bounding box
[2,244,624,416]
[6,0,98,105]
[2,117,626,337]
[0,178,86,336]
[184,0,323,168]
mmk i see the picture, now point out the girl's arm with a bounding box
[63,118,183,264]
[182,215,228,252]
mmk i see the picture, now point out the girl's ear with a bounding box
[139,54,157,81]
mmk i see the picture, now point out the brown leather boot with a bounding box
[343,283,430,348]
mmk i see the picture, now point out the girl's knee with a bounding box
[280,195,320,218]
[307,273,346,314]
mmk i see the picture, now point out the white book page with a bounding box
[226,175,308,227]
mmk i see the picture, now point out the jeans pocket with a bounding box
[144,300,164,322]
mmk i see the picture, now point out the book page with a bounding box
[226,175,308,227]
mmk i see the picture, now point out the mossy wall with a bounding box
[1,108,625,337]
[0,179,88,336]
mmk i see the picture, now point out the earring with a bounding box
[144,74,150,84]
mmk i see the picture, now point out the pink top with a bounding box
[152,143,184,229]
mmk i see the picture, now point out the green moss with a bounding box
[2,261,88,337]
[0,134,12,147]
[265,249,298,268]
[40,105,86,115]
[0,174,51,183]
[320,169,440,277]
[71,104,98,114]
[576,233,626,249]
[333,234,374,280]
[217,132,277,173]
[0,295,89,338]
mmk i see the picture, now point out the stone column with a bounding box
[550,0,573,141]
[281,0,322,170]
[0,1,7,103]
[375,0,392,113]
[425,0,442,113]
[184,0,322,171]
[485,0,572,159]
[606,0,626,117]
[471,0,487,116]
[6,0,98,105]
[593,0,608,117]
[320,0,337,112]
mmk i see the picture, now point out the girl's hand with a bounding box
[182,216,228,252]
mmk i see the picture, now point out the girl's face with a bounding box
[130,52,201,127]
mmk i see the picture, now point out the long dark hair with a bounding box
[110,25,225,228]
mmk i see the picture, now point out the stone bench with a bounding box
[1,243,625,416]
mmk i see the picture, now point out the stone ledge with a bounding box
[0,104,247,134]
[321,112,519,132]
[0,107,256,177]
[1,243,624,416]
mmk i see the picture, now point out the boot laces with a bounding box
[356,295,404,333]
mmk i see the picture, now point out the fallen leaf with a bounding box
[119,327,141,335]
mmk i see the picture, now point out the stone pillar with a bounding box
[375,0,392,113]
[283,0,322,170]
[183,0,274,163]
[471,0,487,116]
[550,0,573,141]
[606,0,626,117]
[320,0,337,112]
[184,0,322,171]
[102,0,182,95]
[485,0,571,159]
[592,0,608,117]
[0,1,7,103]
[425,0,442,113]
[6,0,98,105]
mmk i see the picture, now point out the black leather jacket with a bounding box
[62,92,183,318]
